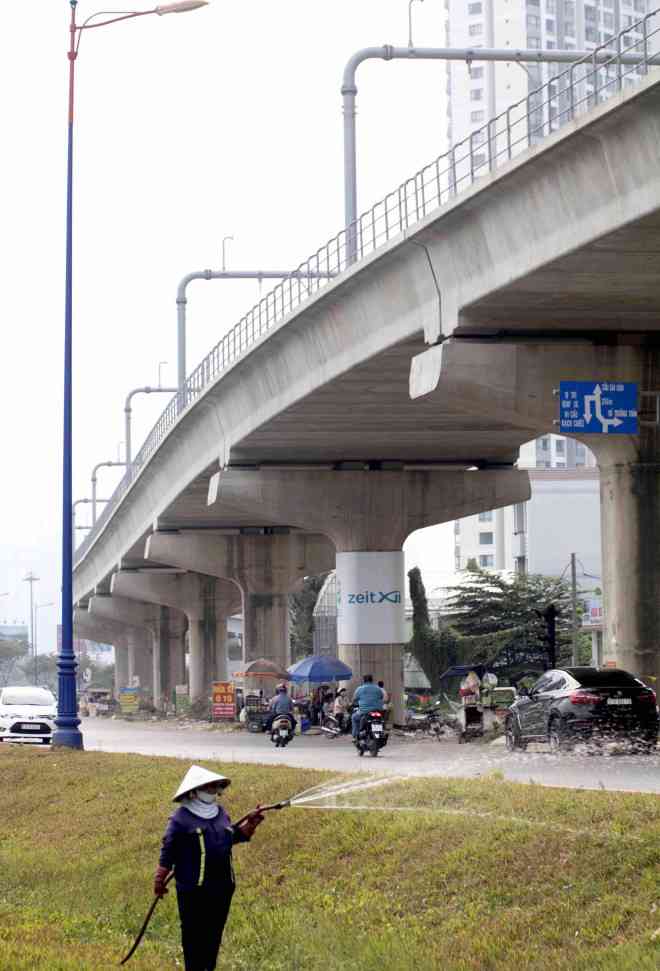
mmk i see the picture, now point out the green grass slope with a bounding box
[1,747,658,971]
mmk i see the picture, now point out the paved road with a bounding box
[82,718,660,793]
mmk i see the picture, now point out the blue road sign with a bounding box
[559,381,638,435]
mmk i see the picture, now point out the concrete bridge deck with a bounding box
[73,71,660,703]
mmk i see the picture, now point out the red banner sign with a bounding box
[212,681,236,721]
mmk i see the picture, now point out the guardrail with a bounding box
[75,9,660,562]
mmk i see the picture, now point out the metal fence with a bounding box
[75,10,660,562]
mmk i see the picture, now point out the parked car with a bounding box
[0,686,57,745]
[505,667,658,753]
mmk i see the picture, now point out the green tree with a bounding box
[443,567,590,677]
[407,568,463,691]
[289,574,328,661]
[0,638,29,686]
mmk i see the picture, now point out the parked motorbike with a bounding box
[270,714,295,748]
[354,709,389,757]
[320,710,351,739]
[406,700,458,739]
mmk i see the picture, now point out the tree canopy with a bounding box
[289,574,328,661]
[0,638,29,686]
[407,565,591,690]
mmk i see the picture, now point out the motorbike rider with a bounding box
[351,674,384,739]
[264,683,297,732]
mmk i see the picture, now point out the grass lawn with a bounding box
[1,746,658,971]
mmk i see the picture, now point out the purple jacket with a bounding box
[159,805,249,892]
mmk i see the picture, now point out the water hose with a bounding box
[118,801,290,965]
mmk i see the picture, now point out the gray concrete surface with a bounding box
[71,76,660,695]
[81,718,660,794]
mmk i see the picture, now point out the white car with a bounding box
[0,686,57,744]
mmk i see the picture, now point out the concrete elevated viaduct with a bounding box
[74,74,660,717]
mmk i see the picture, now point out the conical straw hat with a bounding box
[173,764,231,801]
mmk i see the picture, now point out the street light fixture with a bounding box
[408,0,424,48]
[221,235,234,272]
[23,573,39,686]
[125,385,178,469]
[91,461,128,524]
[58,0,208,750]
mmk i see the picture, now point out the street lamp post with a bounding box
[125,385,178,469]
[57,0,208,750]
[23,573,39,686]
[176,268,335,391]
[91,461,128,524]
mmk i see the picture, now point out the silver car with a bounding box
[0,686,57,744]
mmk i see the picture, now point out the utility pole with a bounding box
[571,553,579,665]
[542,604,557,669]
[23,572,39,686]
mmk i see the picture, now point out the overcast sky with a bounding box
[1,0,457,650]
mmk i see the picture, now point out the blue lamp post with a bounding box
[55,0,209,749]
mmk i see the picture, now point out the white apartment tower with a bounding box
[445,0,649,155]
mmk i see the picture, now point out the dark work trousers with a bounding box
[177,884,234,971]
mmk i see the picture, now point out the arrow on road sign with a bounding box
[583,384,623,433]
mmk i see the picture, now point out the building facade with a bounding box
[445,0,650,160]
[454,436,600,578]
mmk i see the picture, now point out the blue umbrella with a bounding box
[287,655,353,683]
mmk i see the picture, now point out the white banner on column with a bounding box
[336,551,406,645]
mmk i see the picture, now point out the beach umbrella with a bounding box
[287,655,353,683]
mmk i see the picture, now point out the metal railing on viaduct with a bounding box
[75,9,660,563]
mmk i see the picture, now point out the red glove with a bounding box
[237,805,265,840]
[154,865,171,897]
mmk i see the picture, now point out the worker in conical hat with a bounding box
[154,764,264,971]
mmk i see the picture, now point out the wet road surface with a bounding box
[81,718,660,793]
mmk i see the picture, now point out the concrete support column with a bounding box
[73,608,131,701]
[412,338,660,685]
[145,532,334,670]
[336,551,406,720]
[215,615,229,682]
[110,572,240,703]
[167,613,187,701]
[597,459,660,684]
[87,595,159,705]
[127,632,137,687]
[204,468,530,724]
[114,642,129,698]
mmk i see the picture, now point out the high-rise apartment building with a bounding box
[445,0,649,158]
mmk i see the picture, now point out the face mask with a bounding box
[196,790,217,804]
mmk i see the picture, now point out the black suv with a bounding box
[505,667,658,753]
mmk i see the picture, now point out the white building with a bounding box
[454,436,601,578]
[445,0,653,161]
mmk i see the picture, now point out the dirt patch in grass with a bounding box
[1,747,658,970]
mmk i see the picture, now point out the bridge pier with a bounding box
[413,339,660,685]
[211,469,530,722]
[88,595,160,703]
[592,447,660,686]
[126,628,153,695]
[113,639,129,698]
[144,532,334,671]
[109,572,240,703]
[73,608,132,702]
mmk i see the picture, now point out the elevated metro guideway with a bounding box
[74,17,660,708]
